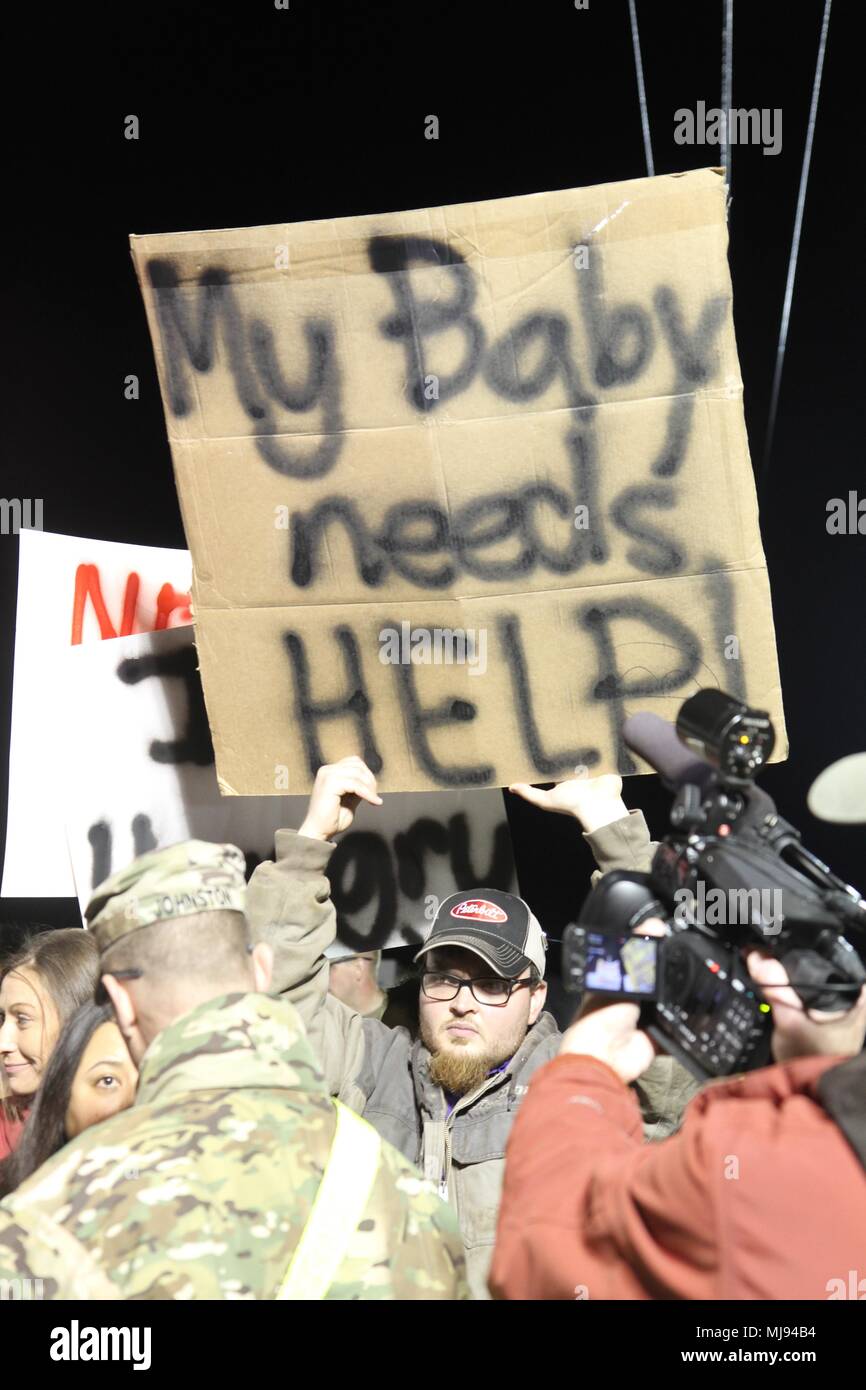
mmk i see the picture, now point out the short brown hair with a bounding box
[101,909,252,988]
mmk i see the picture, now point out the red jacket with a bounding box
[0,1103,27,1161]
[490,1052,866,1300]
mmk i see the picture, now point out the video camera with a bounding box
[562,689,866,1080]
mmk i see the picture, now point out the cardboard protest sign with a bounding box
[59,626,515,950]
[2,529,192,898]
[131,168,787,795]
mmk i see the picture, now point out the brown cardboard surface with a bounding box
[131,168,787,794]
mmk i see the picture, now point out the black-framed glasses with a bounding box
[420,971,533,1008]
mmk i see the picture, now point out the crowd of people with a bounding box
[1,758,864,1299]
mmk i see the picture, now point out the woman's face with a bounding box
[65,1021,137,1140]
[0,967,60,1099]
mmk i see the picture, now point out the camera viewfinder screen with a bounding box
[584,932,658,996]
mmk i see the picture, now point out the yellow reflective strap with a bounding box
[276,1101,381,1300]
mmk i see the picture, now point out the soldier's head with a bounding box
[414,891,548,1096]
[85,841,273,1064]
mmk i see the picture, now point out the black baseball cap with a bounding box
[414,888,547,979]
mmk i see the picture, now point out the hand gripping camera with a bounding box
[562,690,866,1080]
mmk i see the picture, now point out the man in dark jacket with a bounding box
[246,756,698,1298]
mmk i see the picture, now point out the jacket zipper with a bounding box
[435,1071,506,1202]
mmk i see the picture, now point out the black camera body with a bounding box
[563,881,773,1078]
[562,690,866,1081]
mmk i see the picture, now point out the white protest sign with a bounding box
[2,529,192,898]
[59,625,516,950]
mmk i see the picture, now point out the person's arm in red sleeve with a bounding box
[490,1008,719,1301]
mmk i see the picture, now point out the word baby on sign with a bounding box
[131,168,786,794]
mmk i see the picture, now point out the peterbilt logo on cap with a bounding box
[450,899,507,923]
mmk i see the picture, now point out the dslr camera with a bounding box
[562,690,866,1080]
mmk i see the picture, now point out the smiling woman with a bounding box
[0,999,137,1198]
[0,929,99,1161]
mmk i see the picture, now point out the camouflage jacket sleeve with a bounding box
[581,809,702,1136]
[329,1147,471,1300]
[0,1206,120,1300]
[245,829,371,1106]
[0,1154,471,1302]
[385,1175,471,1302]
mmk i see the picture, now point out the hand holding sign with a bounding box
[509,773,629,834]
[298,756,383,842]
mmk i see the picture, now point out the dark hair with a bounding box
[0,999,114,1198]
[0,920,38,968]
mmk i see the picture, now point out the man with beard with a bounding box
[413,902,549,1110]
[246,756,694,1299]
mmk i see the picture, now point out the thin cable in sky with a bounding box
[628,0,654,177]
[762,0,832,482]
[721,0,734,188]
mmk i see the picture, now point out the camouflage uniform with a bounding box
[0,991,467,1299]
[0,843,468,1300]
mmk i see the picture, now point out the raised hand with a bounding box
[298,756,383,842]
[508,772,629,833]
